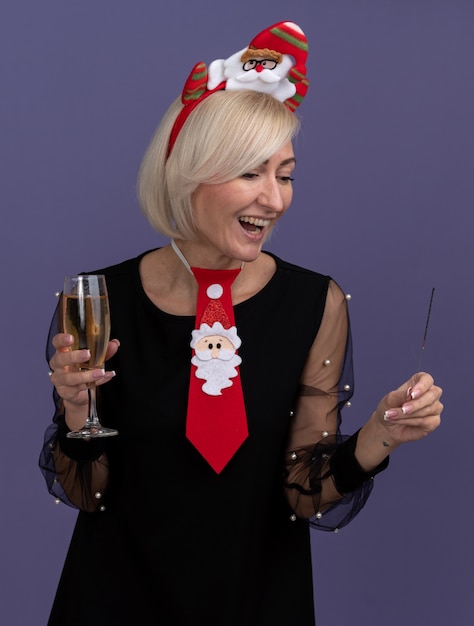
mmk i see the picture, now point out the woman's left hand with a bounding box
[378,372,443,444]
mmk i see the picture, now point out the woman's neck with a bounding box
[171,239,245,273]
[139,243,276,316]
[171,239,244,274]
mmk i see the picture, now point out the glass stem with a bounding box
[86,382,100,428]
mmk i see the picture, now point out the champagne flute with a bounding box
[62,274,118,439]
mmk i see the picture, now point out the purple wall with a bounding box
[2,1,473,624]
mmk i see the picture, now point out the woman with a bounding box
[40,22,443,626]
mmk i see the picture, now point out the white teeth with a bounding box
[239,216,270,228]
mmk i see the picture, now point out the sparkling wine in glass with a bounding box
[62,274,118,439]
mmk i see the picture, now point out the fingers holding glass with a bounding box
[61,275,118,439]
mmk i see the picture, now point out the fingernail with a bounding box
[81,349,91,360]
[407,386,413,398]
[93,369,106,379]
[410,388,421,400]
[401,404,413,415]
[383,409,398,421]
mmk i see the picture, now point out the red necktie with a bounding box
[186,267,248,473]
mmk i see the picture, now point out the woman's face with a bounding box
[190,142,295,267]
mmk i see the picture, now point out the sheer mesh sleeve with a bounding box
[284,280,388,532]
[38,303,110,512]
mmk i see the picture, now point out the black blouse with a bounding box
[40,252,387,626]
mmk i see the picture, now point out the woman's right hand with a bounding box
[49,333,119,430]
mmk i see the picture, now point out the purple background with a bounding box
[1,1,473,624]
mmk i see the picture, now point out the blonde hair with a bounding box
[137,90,300,239]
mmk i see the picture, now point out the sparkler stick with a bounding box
[417,287,435,373]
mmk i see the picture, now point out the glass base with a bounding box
[66,425,119,439]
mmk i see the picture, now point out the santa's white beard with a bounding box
[231,68,282,84]
[227,71,296,100]
[192,352,242,396]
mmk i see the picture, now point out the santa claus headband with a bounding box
[167,21,309,156]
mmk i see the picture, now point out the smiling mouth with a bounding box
[239,216,271,233]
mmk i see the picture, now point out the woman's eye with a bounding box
[279,176,295,183]
[241,173,258,179]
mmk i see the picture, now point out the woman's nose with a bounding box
[257,179,285,212]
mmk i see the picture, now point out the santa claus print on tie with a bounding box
[190,282,242,397]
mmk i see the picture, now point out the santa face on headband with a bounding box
[207,47,297,102]
[168,22,308,155]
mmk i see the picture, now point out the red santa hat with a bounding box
[244,21,309,111]
[202,284,230,327]
[191,282,242,349]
